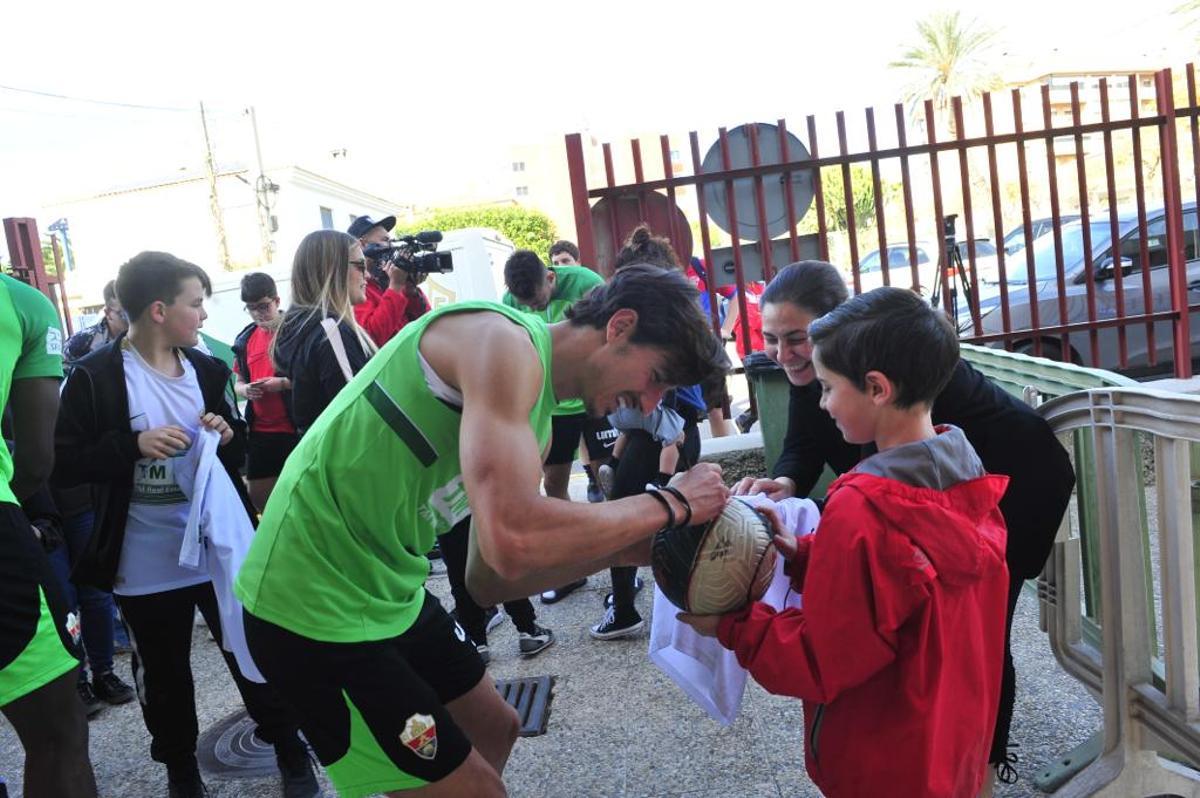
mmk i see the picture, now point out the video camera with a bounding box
[362,231,454,275]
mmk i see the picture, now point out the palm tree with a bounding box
[1177,0,1200,40]
[890,10,1003,139]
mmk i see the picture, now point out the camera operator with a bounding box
[347,215,430,347]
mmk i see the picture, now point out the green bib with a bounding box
[235,302,557,642]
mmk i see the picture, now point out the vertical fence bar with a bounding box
[1070,82,1101,366]
[1190,65,1200,219]
[807,116,830,261]
[631,139,648,225]
[954,97,983,335]
[660,134,683,262]
[983,93,1013,339]
[865,108,890,287]
[777,119,801,262]
[689,131,723,337]
[1041,84,1072,360]
[565,134,597,268]
[925,100,953,316]
[837,111,861,293]
[720,127,754,354]
[1131,76,1158,365]
[602,143,621,276]
[894,104,920,290]
[1013,89,1042,350]
[1156,68,1193,379]
[1099,79,1130,368]
[748,124,775,282]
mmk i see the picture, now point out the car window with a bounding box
[887,249,909,268]
[859,250,881,273]
[1117,210,1200,268]
[972,240,997,257]
[1025,222,1114,282]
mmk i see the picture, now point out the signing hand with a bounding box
[732,475,797,501]
[138,425,191,459]
[667,463,730,525]
[676,612,722,638]
[199,412,234,446]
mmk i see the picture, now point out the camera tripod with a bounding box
[929,214,977,325]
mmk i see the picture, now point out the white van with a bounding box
[201,227,515,346]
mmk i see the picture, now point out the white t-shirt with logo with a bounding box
[113,344,211,596]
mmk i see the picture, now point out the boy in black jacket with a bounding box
[54,252,318,798]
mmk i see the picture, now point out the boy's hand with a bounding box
[200,412,234,446]
[677,612,722,638]
[258,376,288,393]
[243,381,265,400]
[732,475,796,501]
[138,425,190,459]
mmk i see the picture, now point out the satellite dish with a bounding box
[701,123,814,241]
[590,192,693,277]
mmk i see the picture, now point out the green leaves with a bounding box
[396,206,558,256]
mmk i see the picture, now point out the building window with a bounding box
[319,206,334,229]
[512,161,526,172]
[515,186,529,197]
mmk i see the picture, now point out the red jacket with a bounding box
[354,280,429,347]
[718,469,1009,798]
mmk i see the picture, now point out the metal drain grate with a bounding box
[496,675,555,736]
[197,709,288,779]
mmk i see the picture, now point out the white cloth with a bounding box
[176,427,265,683]
[115,346,210,596]
[648,495,820,725]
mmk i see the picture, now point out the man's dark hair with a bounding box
[549,239,580,261]
[102,280,118,305]
[116,251,212,322]
[761,260,849,317]
[240,272,278,303]
[613,225,680,272]
[504,250,548,301]
[567,263,729,386]
[809,286,958,409]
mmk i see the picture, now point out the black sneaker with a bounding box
[484,606,505,634]
[735,410,758,434]
[167,771,209,798]
[517,625,556,658]
[476,643,491,665]
[589,606,644,640]
[540,577,587,604]
[77,680,104,718]
[603,575,645,609]
[277,748,322,798]
[92,670,134,705]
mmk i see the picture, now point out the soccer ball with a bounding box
[651,498,777,615]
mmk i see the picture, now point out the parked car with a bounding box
[962,204,1200,374]
[1001,215,1081,255]
[850,239,995,296]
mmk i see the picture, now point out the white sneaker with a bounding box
[597,463,615,499]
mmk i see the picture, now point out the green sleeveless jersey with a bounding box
[235,302,558,642]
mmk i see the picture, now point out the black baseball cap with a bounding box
[347,214,396,239]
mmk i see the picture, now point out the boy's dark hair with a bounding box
[116,252,212,322]
[548,239,580,261]
[102,280,118,304]
[809,286,958,409]
[240,272,278,303]
[761,260,849,317]
[613,225,680,272]
[504,250,548,301]
[567,263,730,386]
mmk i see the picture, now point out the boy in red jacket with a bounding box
[681,287,1009,797]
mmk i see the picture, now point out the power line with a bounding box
[0,83,235,114]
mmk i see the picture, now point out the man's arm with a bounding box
[10,377,60,501]
[435,316,726,605]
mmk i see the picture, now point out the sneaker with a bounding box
[589,606,645,640]
[167,771,209,798]
[427,541,442,560]
[485,606,506,634]
[735,409,758,434]
[587,483,605,503]
[603,575,645,609]
[517,625,556,658]
[597,463,615,499]
[476,643,491,665]
[92,670,134,705]
[277,748,322,798]
[540,577,587,605]
[77,680,104,718]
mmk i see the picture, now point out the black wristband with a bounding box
[658,485,693,528]
[645,488,676,531]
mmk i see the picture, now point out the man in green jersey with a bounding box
[0,272,98,796]
[237,264,730,797]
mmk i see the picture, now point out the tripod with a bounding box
[929,214,977,325]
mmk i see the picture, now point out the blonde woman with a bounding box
[272,230,377,433]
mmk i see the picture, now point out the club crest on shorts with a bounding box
[400,713,437,760]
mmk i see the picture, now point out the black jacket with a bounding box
[51,334,255,591]
[771,358,1076,579]
[231,321,296,432]
[272,308,370,433]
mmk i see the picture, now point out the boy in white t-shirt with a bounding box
[54,252,319,798]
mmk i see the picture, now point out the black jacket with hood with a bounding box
[272,308,370,433]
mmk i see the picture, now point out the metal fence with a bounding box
[566,64,1200,379]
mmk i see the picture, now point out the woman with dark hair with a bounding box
[734,260,1076,795]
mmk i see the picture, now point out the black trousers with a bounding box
[989,570,1023,765]
[116,581,303,773]
[438,516,537,644]
[610,418,701,617]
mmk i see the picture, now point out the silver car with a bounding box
[961,203,1200,375]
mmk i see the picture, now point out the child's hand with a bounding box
[677,612,721,638]
[200,412,234,446]
[755,503,799,562]
[138,425,190,459]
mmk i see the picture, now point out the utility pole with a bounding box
[200,101,232,270]
[246,106,277,266]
